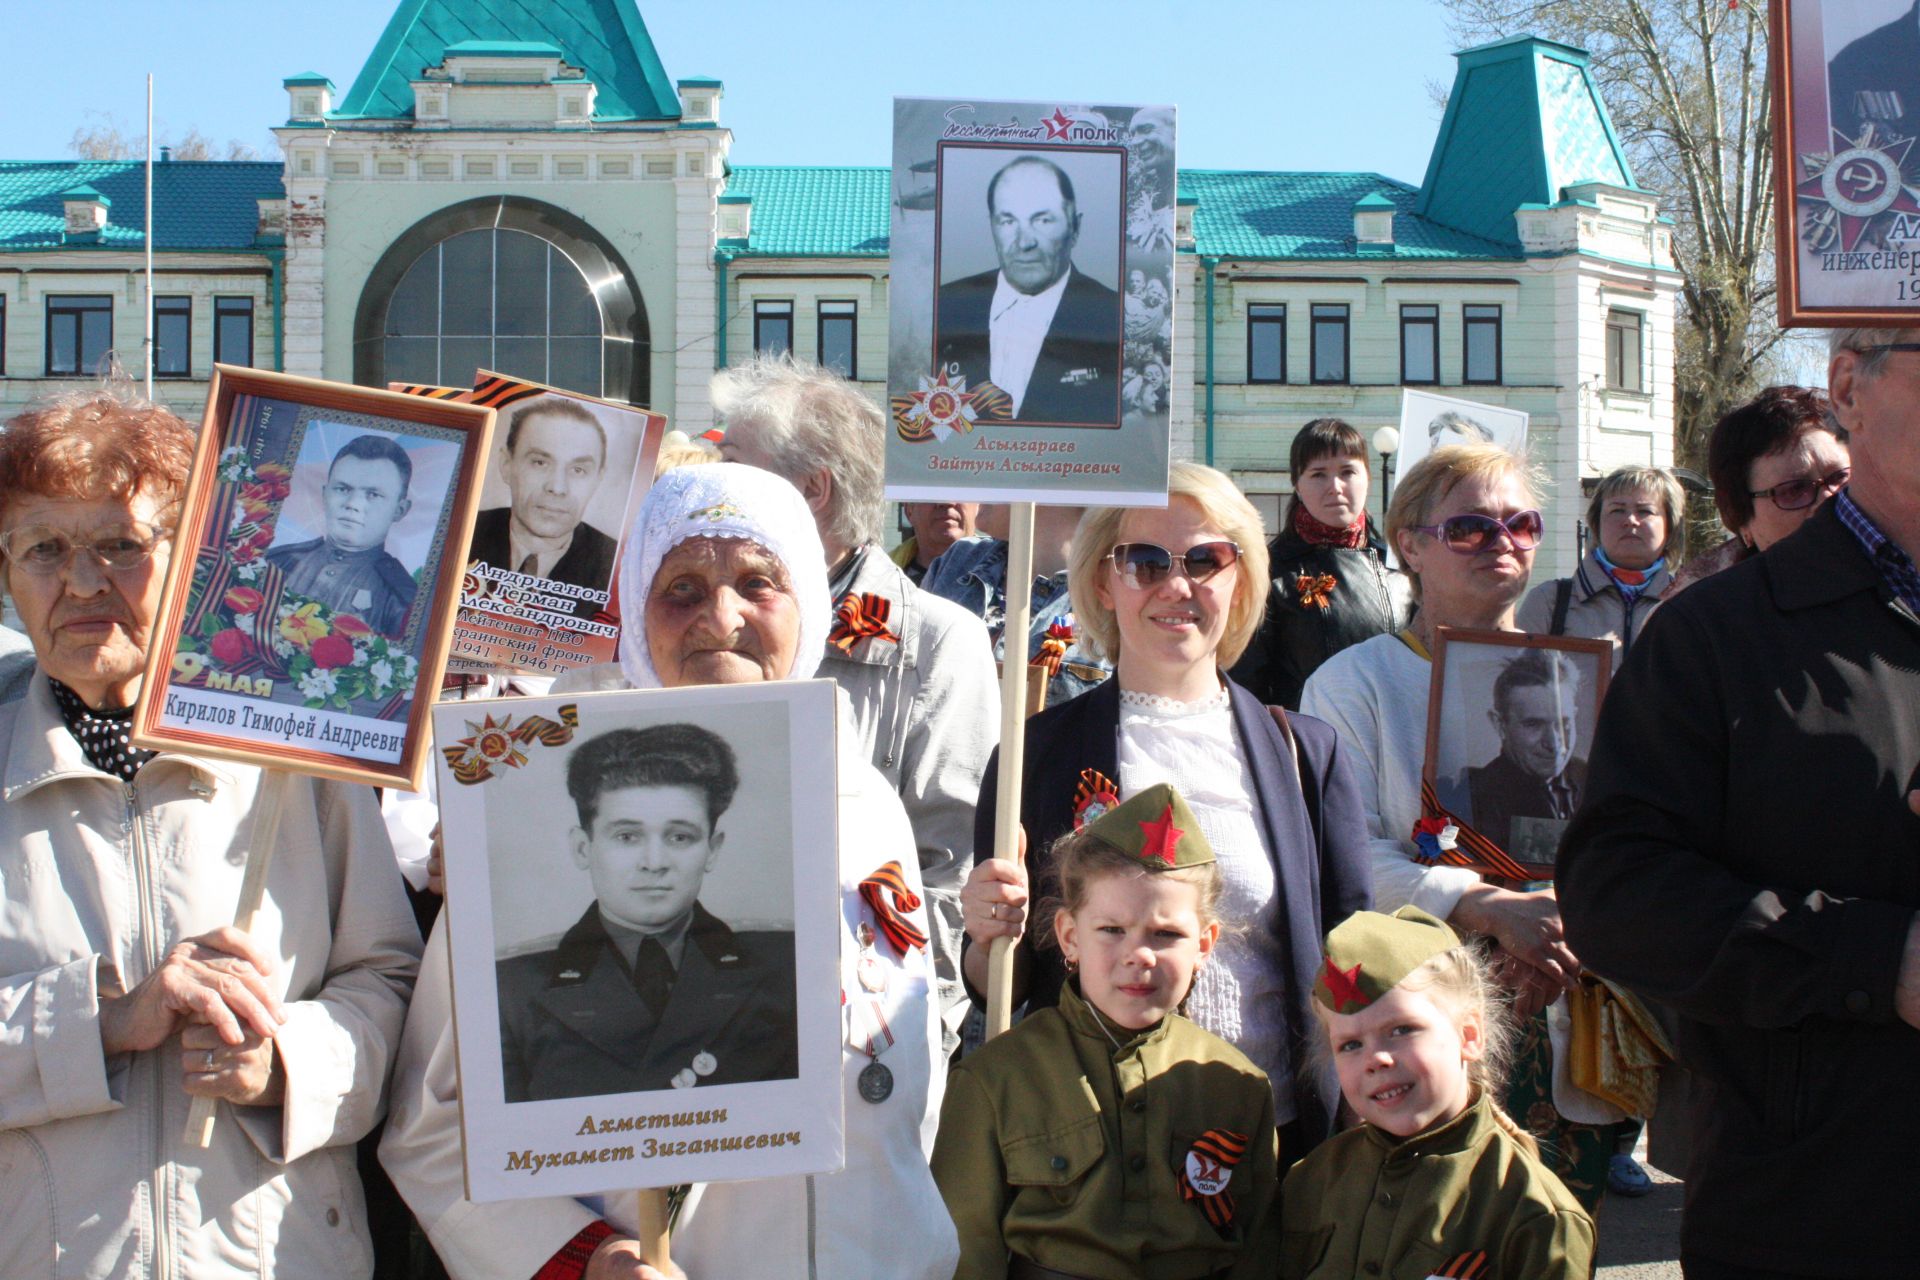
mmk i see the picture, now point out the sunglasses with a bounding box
[1106,540,1241,589]
[1407,509,1543,554]
[0,522,174,575]
[1749,467,1849,513]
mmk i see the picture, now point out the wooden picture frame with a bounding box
[1771,0,1920,327]
[434,681,846,1202]
[131,364,496,791]
[1421,627,1612,883]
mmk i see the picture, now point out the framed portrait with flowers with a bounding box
[130,364,496,790]
[432,681,845,1202]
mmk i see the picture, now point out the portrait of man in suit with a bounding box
[467,397,620,618]
[265,433,418,638]
[496,722,798,1104]
[1456,648,1587,852]
[1827,0,1920,144]
[936,153,1122,425]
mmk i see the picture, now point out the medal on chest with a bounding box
[1180,1129,1250,1231]
[851,994,895,1104]
[855,921,889,994]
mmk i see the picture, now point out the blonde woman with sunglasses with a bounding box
[1300,443,1614,1211]
[960,461,1374,1158]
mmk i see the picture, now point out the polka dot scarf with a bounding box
[49,679,155,782]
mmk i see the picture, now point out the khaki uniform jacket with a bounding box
[1279,1092,1593,1280]
[933,983,1279,1280]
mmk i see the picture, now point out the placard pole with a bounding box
[184,770,288,1147]
[985,501,1036,1039]
[637,1188,672,1268]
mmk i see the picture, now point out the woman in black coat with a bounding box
[1229,419,1412,709]
[960,461,1373,1153]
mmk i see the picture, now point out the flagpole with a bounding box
[984,501,1035,1038]
[144,73,154,400]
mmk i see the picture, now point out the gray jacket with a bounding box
[1516,550,1672,671]
[822,547,997,1047]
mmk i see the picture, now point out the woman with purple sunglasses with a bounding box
[1300,443,1613,1212]
[958,460,1374,1159]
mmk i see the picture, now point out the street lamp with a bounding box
[1372,426,1401,521]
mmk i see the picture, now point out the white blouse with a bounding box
[1115,686,1297,1122]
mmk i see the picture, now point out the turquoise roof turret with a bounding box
[333,0,680,122]
[1415,35,1636,247]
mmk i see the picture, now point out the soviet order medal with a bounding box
[857,1058,894,1103]
[854,997,896,1103]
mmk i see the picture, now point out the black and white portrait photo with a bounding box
[935,144,1125,426]
[1396,389,1530,476]
[433,681,842,1203]
[1427,630,1610,861]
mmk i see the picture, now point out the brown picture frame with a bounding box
[131,364,496,790]
[1771,0,1920,327]
[1420,627,1612,882]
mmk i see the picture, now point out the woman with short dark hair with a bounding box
[1229,418,1412,708]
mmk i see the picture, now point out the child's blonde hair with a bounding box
[1312,939,1538,1154]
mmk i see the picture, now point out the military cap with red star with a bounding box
[1078,782,1214,871]
[1313,906,1460,1014]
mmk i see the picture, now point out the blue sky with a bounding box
[1,0,1468,185]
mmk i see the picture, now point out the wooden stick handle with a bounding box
[184,771,288,1148]
[637,1188,672,1268]
[985,503,1037,1040]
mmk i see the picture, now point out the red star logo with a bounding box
[1321,958,1367,1010]
[1042,108,1075,141]
[1138,804,1185,866]
[1796,130,1920,253]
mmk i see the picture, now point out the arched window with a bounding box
[354,197,648,403]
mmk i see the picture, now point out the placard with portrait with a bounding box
[1421,628,1612,883]
[131,365,494,790]
[887,96,1175,505]
[434,680,844,1202]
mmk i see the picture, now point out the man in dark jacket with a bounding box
[936,155,1121,425]
[1557,327,1920,1279]
[1828,0,1920,143]
[467,397,619,620]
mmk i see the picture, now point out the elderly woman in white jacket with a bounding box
[0,391,421,1279]
[380,463,959,1280]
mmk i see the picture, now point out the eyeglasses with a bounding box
[1106,540,1242,589]
[1847,343,1920,355]
[1749,467,1849,512]
[1407,510,1544,554]
[0,522,174,575]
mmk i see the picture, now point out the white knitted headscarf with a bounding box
[615,462,829,689]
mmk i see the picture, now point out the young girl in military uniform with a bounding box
[1281,907,1594,1279]
[931,783,1279,1280]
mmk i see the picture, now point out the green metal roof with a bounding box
[721,165,1519,261]
[283,72,335,87]
[61,184,110,205]
[1353,191,1396,210]
[443,39,563,57]
[0,161,283,250]
[334,0,679,122]
[1415,35,1634,246]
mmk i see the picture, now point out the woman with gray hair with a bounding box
[1517,465,1686,669]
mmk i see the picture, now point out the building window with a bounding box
[46,295,113,377]
[1606,308,1644,392]
[1247,304,1286,384]
[1400,304,1438,384]
[215,297,255,368]
[1463,304,1503,385]
[754,301,793,357]
[1310,304,1349,384]
[818,301,857,378]
[154,295,191,378]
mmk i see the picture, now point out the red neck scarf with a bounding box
[1292,503,1368,550]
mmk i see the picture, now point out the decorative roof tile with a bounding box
[333,0,680,122]
[724,166,891,257]
[0,161,283,250]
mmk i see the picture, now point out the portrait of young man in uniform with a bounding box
[1452,648,1588,851]
[466,396,619,618]
[936,152,1122,425]
[495,722,799,1104]
[265,432,418,638]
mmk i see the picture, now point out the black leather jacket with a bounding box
[1229,522,1413,709]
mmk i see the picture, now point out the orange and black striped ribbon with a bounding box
[1180,1128,1249,1230]
[1435,1250,1490,1279]
[389,382,471,400]
[858,861,927,956]
[1417,779,1539,882]
[828,591,898,654]
[469,373,550,410]
[1031,619,1074,675]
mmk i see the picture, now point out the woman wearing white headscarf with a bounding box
[380,464,957,1280]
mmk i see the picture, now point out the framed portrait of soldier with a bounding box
[1421,628,1612,882]
[1772,0,1920,325]
[887,96,1175,505]
[431,372,665,676]
[131,365,495,790]
[433,681,844,1202]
